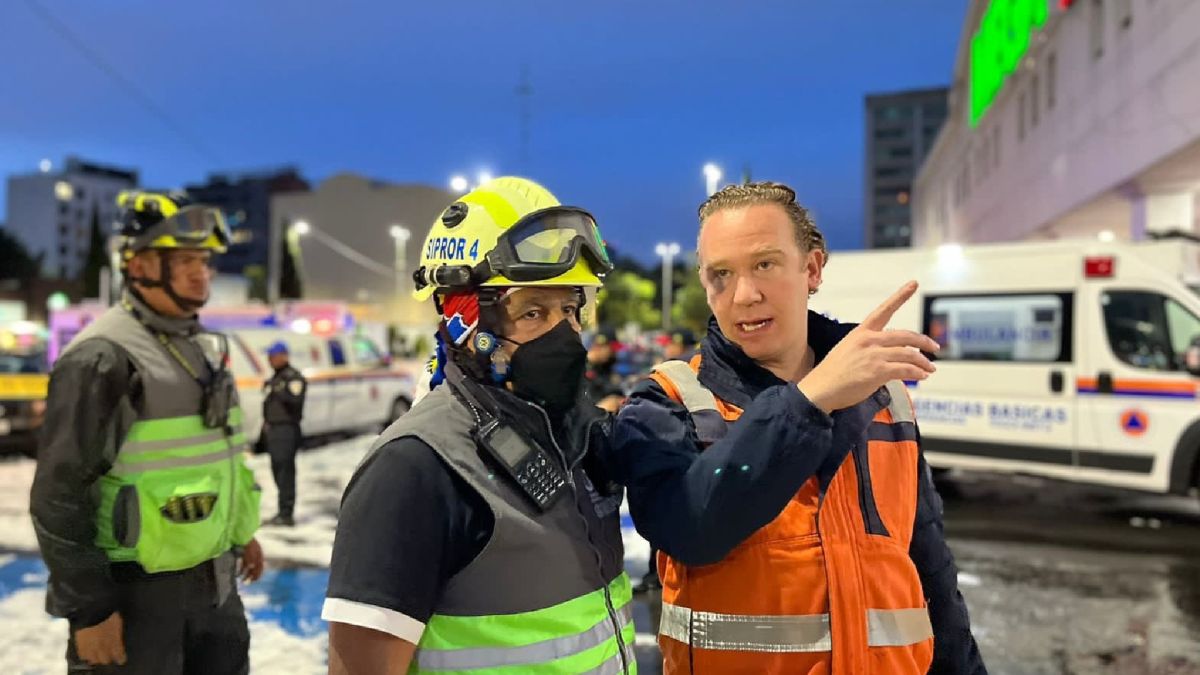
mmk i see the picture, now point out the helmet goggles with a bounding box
[415,206,613,292]
[123,205,231,253]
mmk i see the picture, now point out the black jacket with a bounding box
[263,364,306,426]
[609,313,987,675]
[29,297,205,630]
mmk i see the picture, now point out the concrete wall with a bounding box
[914,0,1200,246]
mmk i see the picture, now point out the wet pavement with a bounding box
[940,472,1200,674]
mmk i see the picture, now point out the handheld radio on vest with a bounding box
[474,418,568,511]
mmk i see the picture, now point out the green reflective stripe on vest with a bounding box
[417,605,632,671]
[416,574,634,673]
[111,443,248,475]
[121,427,230,455]
[123,407,243,444]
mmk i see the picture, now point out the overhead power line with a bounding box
[23,0,222,165]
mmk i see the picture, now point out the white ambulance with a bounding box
[226,328,417,442]
[810,236,1200,497]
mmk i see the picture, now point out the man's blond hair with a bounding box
[698,181,828,261]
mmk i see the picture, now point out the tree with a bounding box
[0,228,41,281]
[244,264,268,302]
[671,267,711,335]
[596,269,659,330]
[81,207,109,298]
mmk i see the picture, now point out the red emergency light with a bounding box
[1084,256,1115,278]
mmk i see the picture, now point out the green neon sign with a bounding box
[970,0,1049,127]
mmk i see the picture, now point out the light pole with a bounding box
[703,163,723,197]
[389,224,411,298]
[655,242,681,331]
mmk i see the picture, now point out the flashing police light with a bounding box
[1085,256,1115,278]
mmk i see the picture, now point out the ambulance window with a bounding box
[352,336,384,368]
[1101,291,1200,371]
[328,339,347,367]
[923,293,1071,362]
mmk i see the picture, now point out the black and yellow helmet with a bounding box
[117,190,230,264]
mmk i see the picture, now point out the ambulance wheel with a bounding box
[386,396,412,427]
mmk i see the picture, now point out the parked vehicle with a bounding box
[811,236,1200,497]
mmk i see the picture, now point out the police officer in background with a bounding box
[262,341,306,527]
[31,190,263,673]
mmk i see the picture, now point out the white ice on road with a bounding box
[0,434,652,673]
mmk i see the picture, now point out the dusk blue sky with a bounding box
[1,1,967,264]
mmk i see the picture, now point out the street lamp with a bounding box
[703,163,723,197]
[293,220,311,236]
[449,175,469,193]
[655,242,681,331]
[390,224,412,297]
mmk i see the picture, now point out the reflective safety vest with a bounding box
[650,356,934,675]
[96,407,260,572]
[369,381,636,674]
[66,303,260,574]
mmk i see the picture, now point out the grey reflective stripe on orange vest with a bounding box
[652,360,729,445]
[653,361,719,414]
[866,607,934,647]
[661,602,932,652]
[416,604,633,671]
[884,380,916,424]
[110,443,247,476]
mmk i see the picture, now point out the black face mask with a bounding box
[506,320,588,419]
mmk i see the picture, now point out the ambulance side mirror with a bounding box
[1185,337,1200,377]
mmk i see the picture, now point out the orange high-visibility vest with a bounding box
[649,356,934,674]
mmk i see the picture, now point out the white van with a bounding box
[226,328,417,442]
[811,236,1200,497]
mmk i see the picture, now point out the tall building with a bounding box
[863,87,949,249]
[4,157,138,279]
[271,174,456,331]
[185,167,309,284]
[913,0,1200,246]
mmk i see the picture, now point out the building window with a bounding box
[1018,90,1028,140]
[875,127,905,141]
[1115,0,1132,28]
[1031,74,1040,127]
[58,202,69,216]
[1091,0,1105,59]
[1047,52,1057,109]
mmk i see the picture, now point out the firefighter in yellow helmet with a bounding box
[324,177,636,674]
[31,190,263,673]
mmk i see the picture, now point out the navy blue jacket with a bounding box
[609,313,986,675]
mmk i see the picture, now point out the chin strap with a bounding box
[126,254,206,315]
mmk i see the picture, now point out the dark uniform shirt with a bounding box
[324,383,621,642]
[263,365,306,426]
